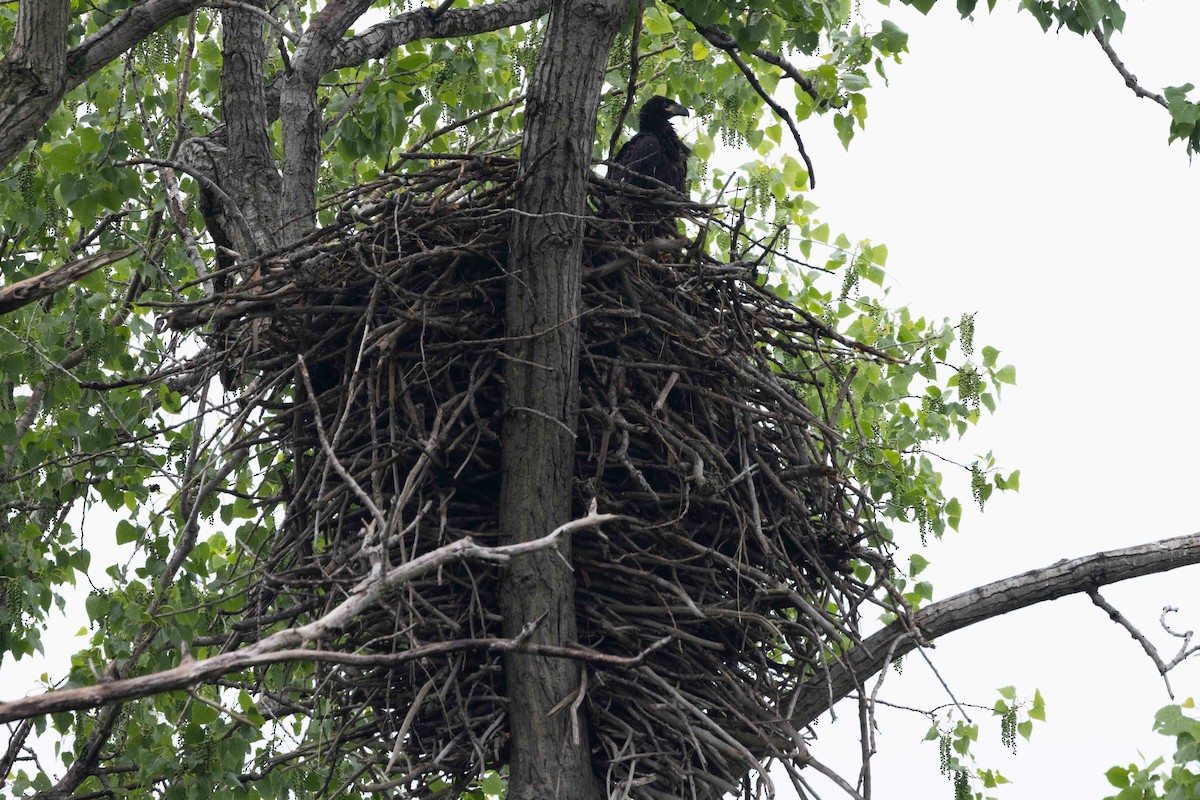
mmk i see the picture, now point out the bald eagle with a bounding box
[611,96,690,194]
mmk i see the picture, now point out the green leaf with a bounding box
[642,8,674,35]
[1029,688,1046,721]
[481,772,505,795]
[1105,766,1131,788]
[994,364,1016,385]
[115,519,140,545]
[1080,0,1107,26]
[191,699,220,724]
[873,20,909,54]
[903,0,937,13]
[85,592,109,622]
[945,497,962,531]
[833,113,855,149]
[1004,470,1019,491]
[396,53,430,71]
[908,553,929,576]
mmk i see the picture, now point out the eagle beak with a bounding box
[668,102,690,118]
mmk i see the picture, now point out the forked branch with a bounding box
[0,510,617,724]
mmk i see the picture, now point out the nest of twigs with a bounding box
[168,154,894,799]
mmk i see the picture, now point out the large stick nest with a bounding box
[168,154,896,799]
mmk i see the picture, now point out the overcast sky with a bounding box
[784,1,1200,798]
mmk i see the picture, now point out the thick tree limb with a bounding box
[329,0,550,70]
[0,515,616,724]
[279,0,551,238]
[66,0,206,83]
[791,530,1200,726]
[216,0,282,255]
[0,248,136,315]
[0,0,70,173]
[279,0,375,240]
[0,0,208,170]
[9,0,69,84]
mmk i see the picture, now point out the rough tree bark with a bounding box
[216,2,281,253]
[0,0,69,168]
[0,0,208,171]
[278,0,376,241]
[277,0,551,239]
[498,0,624,796]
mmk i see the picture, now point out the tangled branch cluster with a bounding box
[167,155,897,798]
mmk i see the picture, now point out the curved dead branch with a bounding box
[791,530,1200,727]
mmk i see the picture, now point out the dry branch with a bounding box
[0,516,615,724]
[0,248,136,315]
[790,530,1200,727]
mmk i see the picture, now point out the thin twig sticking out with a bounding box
[608,0,647,162]
[669,3,816,188]
[1087,589,1200,700]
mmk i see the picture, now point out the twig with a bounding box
[1089,589,1174,698]
[607,0,646,162]
[297,353,389,534]
[1159,606,1200,671]
[670,1,817,186]
[1092,26,1167,108]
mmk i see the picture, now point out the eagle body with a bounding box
[612,96,690,193]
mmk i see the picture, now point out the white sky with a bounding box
[5,2,1200,797]
[786,1,1200,798]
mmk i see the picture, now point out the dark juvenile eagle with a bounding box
[612,96,690,193]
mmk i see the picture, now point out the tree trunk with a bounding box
[0,0,206,171]
[0,0,69,169]
[498,0,623,796]
[218,1,280,252]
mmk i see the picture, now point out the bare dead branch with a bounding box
[1088,588,1174,698]
[328,0,551,71]
[791,530,1200,726]
[0,512,617,724]
[1159,606,1200,672]
[0,248,136,316]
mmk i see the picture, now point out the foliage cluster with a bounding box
[1105,702,1200,800]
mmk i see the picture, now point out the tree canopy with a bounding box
[1,0,1198,798]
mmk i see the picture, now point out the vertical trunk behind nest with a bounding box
[499,0,622,797]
